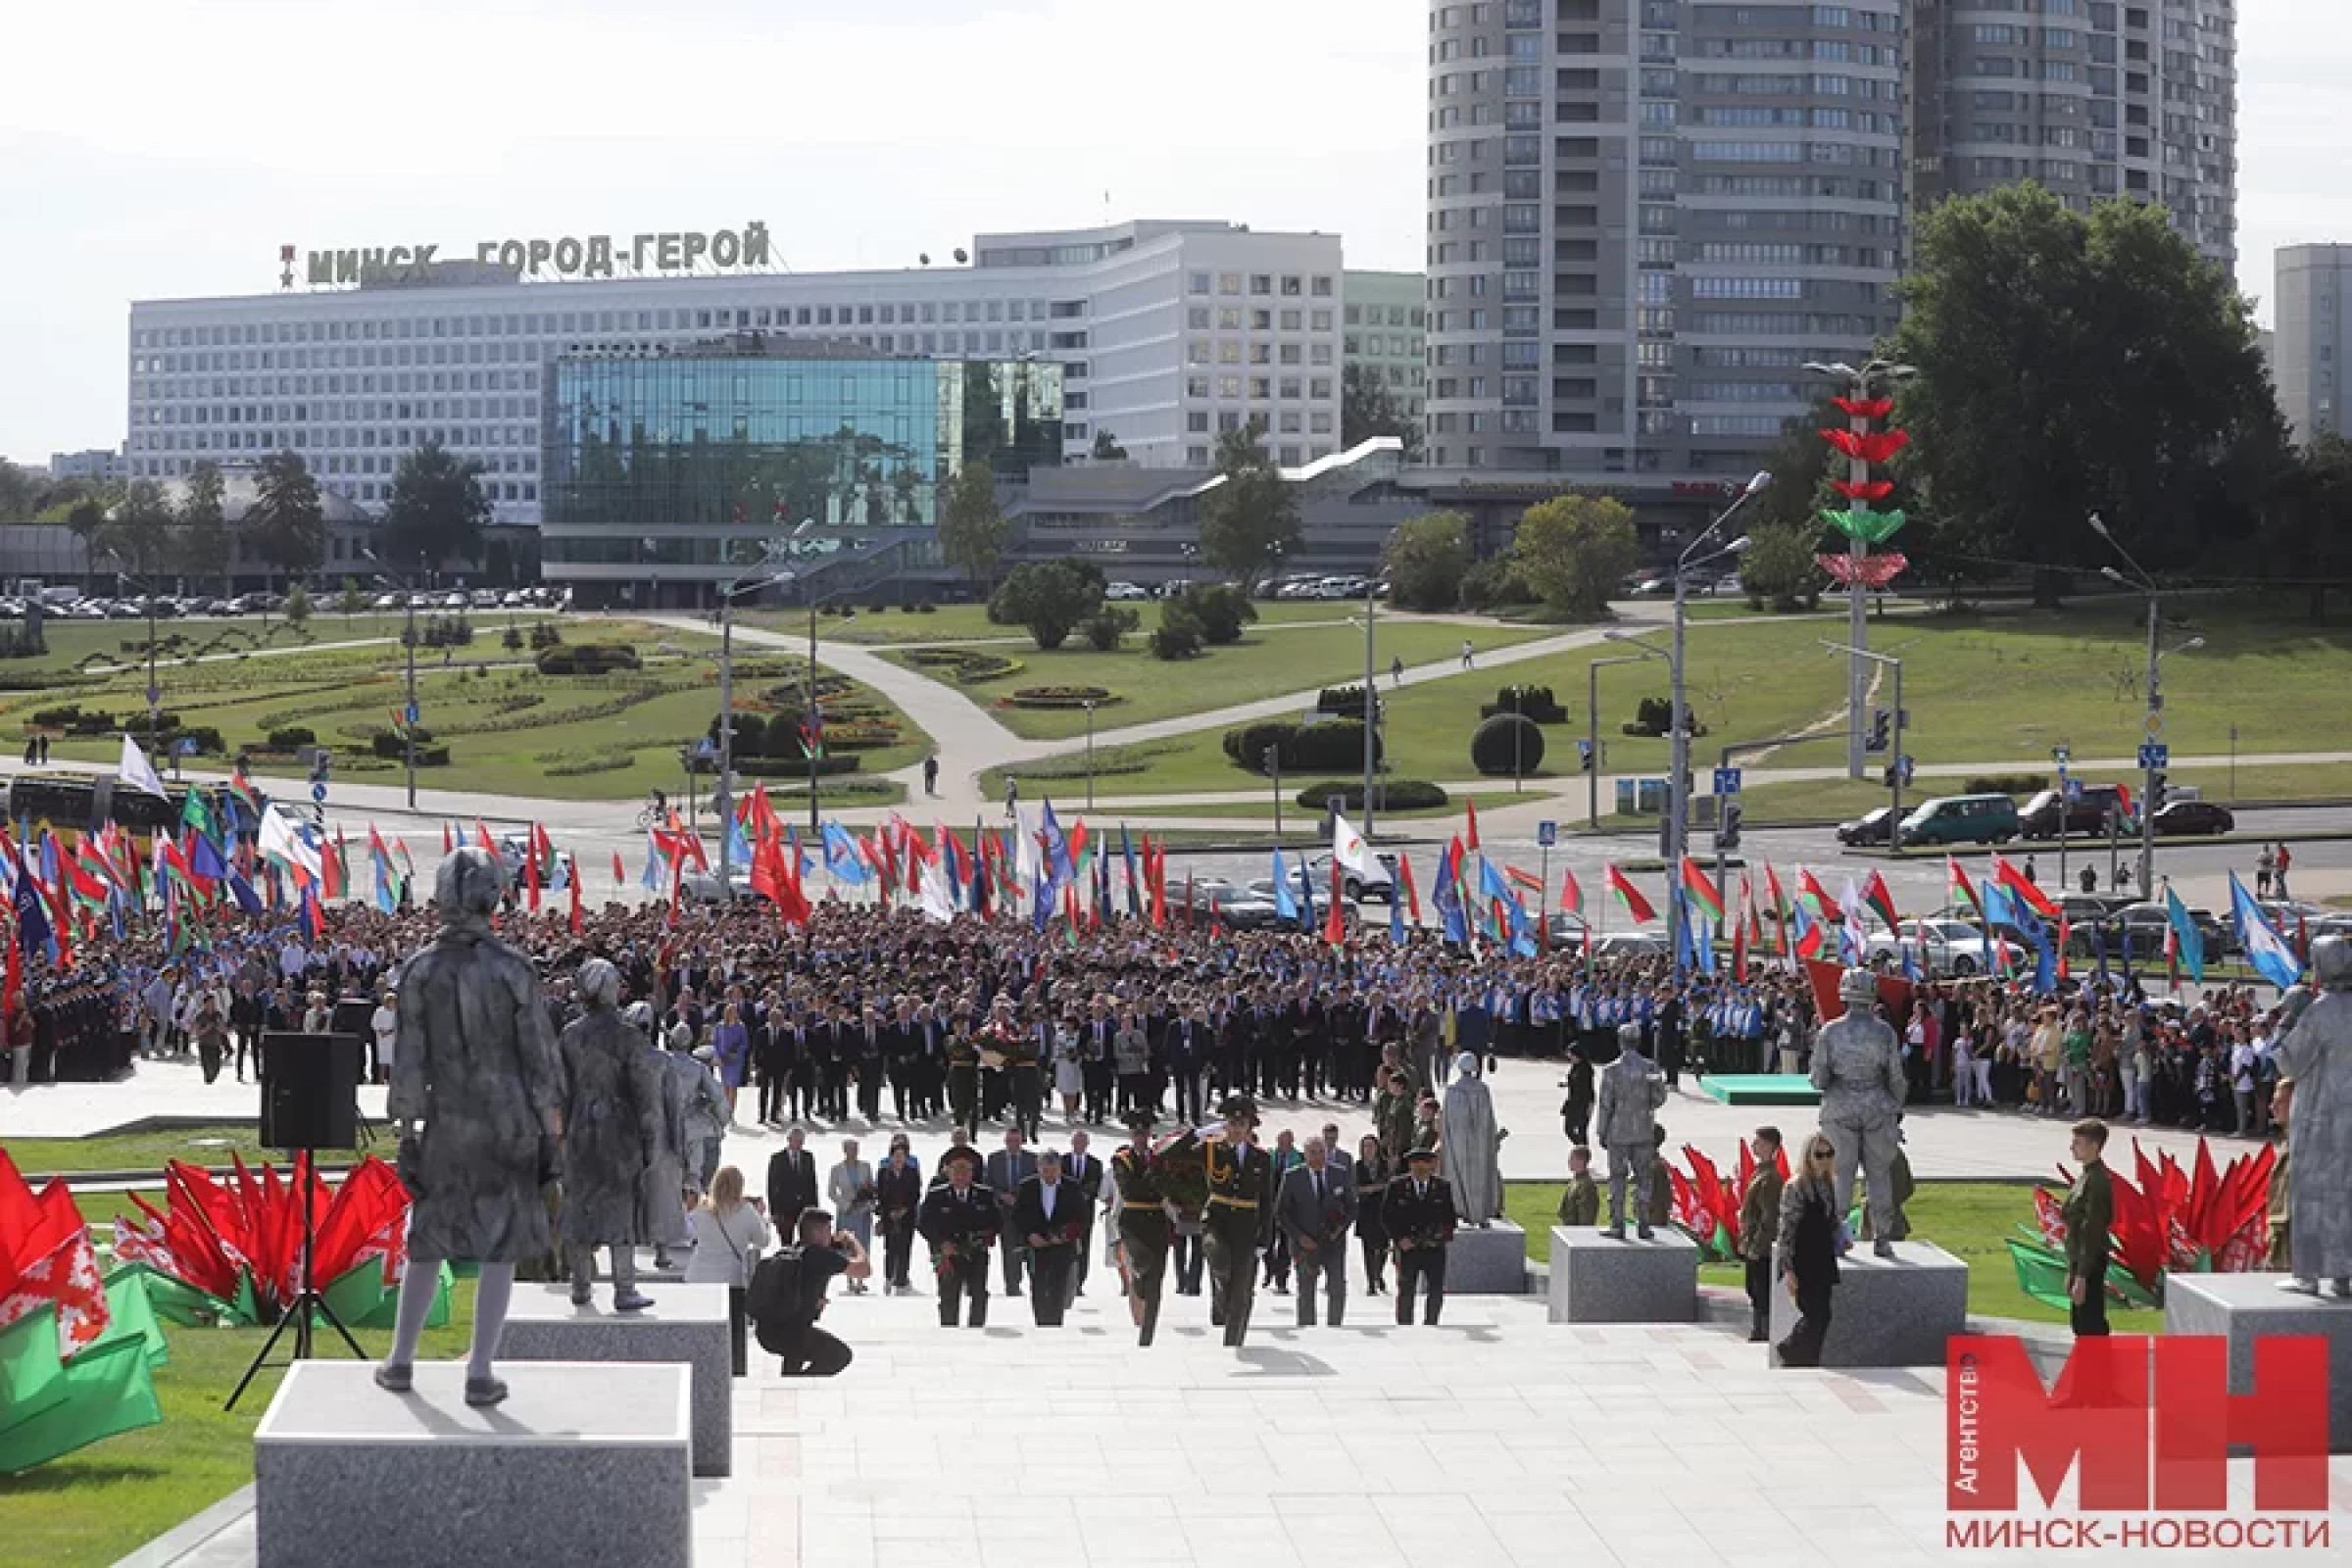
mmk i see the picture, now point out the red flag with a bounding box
[1324,860,1346,945]
[523,825,542,911]
[1797,867,1841,921]
[1732,903,1749,981]
[1150,841,1167,929]
[1464,799,1481,853]
[2059,913,2073,981]
[1605,863,1656,923]
[612,851,626,886]
[1991,855,2058,919]
[1397,854,1422,921]
[1860,868,1899,933]
[475,819,496,855]
[568,854,584,934]
[442,821,454,856]
[1560,868,1583,916]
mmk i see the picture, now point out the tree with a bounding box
[1886,184,2281,605]
[1342,363,1422,458]
[1196,420,1300,582]
[989,561,1103,651]
[1179,582,1256,645]
[99,478,177,588]
[1510,494,1637,616]
[1736,521,1822,612]
[381,440,490,570]
[1090,429,1130,462]
[1381,511,1472,610]
[2263,432,2352,622]
[65,494,111,589]
[284,582,313,628]
[937,462,1009,590]
[174,461,231,591]
[246,450,327,589]
[336,578,369,618]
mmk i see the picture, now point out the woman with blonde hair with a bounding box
[686,1164,771,1376]
[1773,1130,1847,1368]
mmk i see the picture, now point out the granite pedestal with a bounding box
[1445,1220,1530,1294]
[254,1360,691,1568]
[500,1282,733,1477]
[2164,1272,2352,1453]
[1547,1226,1700,1323]
[1767,1240,1968,1368]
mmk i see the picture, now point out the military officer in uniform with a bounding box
[1199,1094,1276,1348]
[1386,1145,1457,1326]
[916,1146,998,1328]
[1109,1107,1176,1346]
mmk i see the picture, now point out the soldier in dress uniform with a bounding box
[1109,1107,1174,1346]
[1199,1094,1276,1348]
[1386,1145,1457,1325]
[916,1145,998,1328]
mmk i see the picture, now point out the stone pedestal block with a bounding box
[2165,1272,2352,1453]
[1547,1226,1700,1323]
[1767,1241,1968,1368]
[501,1283,732,1477]
[1445,1221,1530,1294]
[256,1360,691,1568]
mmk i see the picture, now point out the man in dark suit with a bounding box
[1200,1095,1277,1348]
[1012,1150,1086,1326]
[984,1129,1039,1297]
[766,1126,820,1224]
[1060,1129,1105,1296]
[1276,1136,1358,1327]
[916,1147,997,1327]
[1386,1145,1456,1326]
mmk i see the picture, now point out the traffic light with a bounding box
[1715,799,1743,851]
[1577,737,1593,773]
[1867,708,1891,754]
[308,750,331,785]
[2149,771,2168,811]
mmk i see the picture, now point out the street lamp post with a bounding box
[1360,583,1379,841]
[2090,514,2201,898]
[1822,640,1905,841]
[1084,698,1098,811]
[1666,473,1767,889]
[1588,649,1666,829]
[1804,358,1916,779]
[363,550,421,809]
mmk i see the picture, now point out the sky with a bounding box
[2,0,2347,465]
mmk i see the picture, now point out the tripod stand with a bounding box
[225,1152,367,1411]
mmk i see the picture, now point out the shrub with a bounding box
[502,625,525,651]
[1223,718,1381,774]
[1181,582,1256,645]
[1004,686,1117,710]
[368,727,439,759]
[902,648,1021,683]
[736,754,860,779]
[989,561,1104,651]
[1624,696,1707,739]
[416,744,452,766]
[1965,773,2047,797]
[1150,622,1203,660]
[1296,778,1448,812]
[1080,605,1139,652]
[536,644,641,676]
[269,726,317,748]
[1479,684,1569,723]
[1469,713,1546,776]
[915,601,937,614]
[528,621,564,649]
[180,725,225,755]
[30,705,82,729]
[1315,684,1371,715]
[1458,555,1534,610]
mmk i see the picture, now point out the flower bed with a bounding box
[903,649,1022,683]
[1002,685,1119,710]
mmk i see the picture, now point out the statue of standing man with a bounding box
[2271,937,2352,1297]
[1595,1023,1667,1240]
[375,848,564,1408]
[1440,1052,1505,1226]
[1810,967,1907,1259]
[559,957,663,1312]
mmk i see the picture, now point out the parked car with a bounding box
[1104,581,1149,602]
[495,833,575,892]
[680,864,764,906]
[1894,794,2021,849]
[1864,917,2022,977]
[2090,901,2232,961]
[1590,930,1670,961]
[1299,851,1396,904]
[2019,785,2135,840]
[1836,806,1899,848]
[2150,800,2235,837]
[1177,877,1282,928]
[469,589,504,608]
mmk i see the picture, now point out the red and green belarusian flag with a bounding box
[1946,856,1981,914]
[1679,858,1724,926]
[1861,868,1900,933]
[1605,863,1655,923]
[1559,868,1582,917]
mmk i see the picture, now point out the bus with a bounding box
[5,773,191,836]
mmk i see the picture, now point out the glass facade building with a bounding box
[542,343,1060,600]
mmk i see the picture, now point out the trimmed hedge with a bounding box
[736,754,860,779]
[1478,684,1569,723]
[1296,779,1448,812]
[269,726,316,748]
[1470,713,1546,776]
[1964,773,2047,797]
[1314,684,1372,715]
[1622,696,1707,738]
[535,644,642,676]
[1223,718,1382,775]
[902,648,1022,683]
[1004,686,1117,710]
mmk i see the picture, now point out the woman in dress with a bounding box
[710,1003,751,1125]
[1053,1008,1086,1123]
[684,1165,770,1377]
[1352,1132,1391,1295]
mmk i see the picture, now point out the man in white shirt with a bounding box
[1014,1150,1081,1325]
[371,990,400,1086]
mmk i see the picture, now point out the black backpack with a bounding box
[748,1248,808,1353]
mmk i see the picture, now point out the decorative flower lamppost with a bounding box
[1805,359,1916,778]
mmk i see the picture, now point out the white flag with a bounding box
[1330,811,1384,882]
[918,856,956,924]
[259,803,323,884]
[118,733,169,797]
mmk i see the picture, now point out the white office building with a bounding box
[2276,243,2351,446]
[125,220,1347,526]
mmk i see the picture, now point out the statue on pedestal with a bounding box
[2271,937,2352,1297]
[558,958,662,1312]
[375,848,564,1408]
[1595,1023,1666,1240]
[1810,968,1907,1259]
[1440,1052,1505,1227]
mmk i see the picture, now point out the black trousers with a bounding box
[856,1065,884,1122]
[882,1223,914,1289]
[1396,1244,1446,1325]
[1780,1283,1835,1367]
[938,1251,989,1327]
[1010,1068,1043,1140]
[727,1286,748,1376]
[1203,1209,1261,1348]
[774,1325,853,1377]
[758,1069,788,1124]
[949,1066,979,1132]
[1743,1258,1772,1333]
[1359,1231,1388,1291]
[2071,1263,2110,1337]
[1029,1246,1075,1326]
[1121,1221,1170,1346]
[1173,1231,1203,1294]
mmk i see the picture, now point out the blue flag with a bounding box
[1296,850,1316,932]
[1433,843,1467,946]
[14,850,51,956]
[227,871,265,915]
[1040,802,1073,890]
[1121,827,1142,918]
[821,822,869,883]
[2230,873,2304,991]
[1390,881,1404,945]
[1270,851,1298,923]
[2164,886,2205,985]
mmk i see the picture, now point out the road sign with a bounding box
[146,685,160,706]
[2064,778,2084,800]
[310,782,327,804]
[1712,766,1743,796]
[2138,742,2170,769]
[405,703,419,725]
[1897,755,1916,785]
[1537,820,1557,848]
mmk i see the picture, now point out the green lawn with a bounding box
[0,1270,479,1568]
[1033,599,2352,805]
[12,618,928,803]
[8,1124,362,1177]
[743,598,1386,647]
[901,619,1546,743]
[1101,788,1550,823]
[1504,1178,2164,1330]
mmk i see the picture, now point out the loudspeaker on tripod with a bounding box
[259,1031,365,1151]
